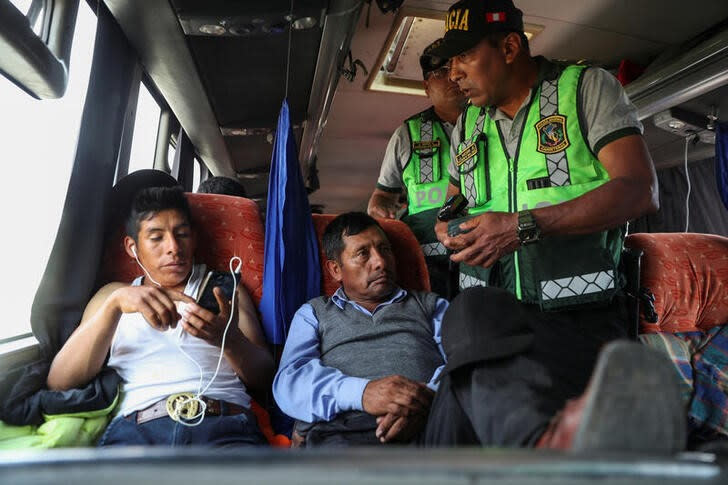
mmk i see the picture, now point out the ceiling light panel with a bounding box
[179,11,323,37]
[367,9,543,96]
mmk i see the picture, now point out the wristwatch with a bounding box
[517,210,541,245]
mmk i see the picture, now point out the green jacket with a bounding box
[0,391,118,449]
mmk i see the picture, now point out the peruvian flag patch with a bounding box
[486,12,506,22]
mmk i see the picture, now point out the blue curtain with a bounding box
[259,100,321,344]
[716,122,728,211]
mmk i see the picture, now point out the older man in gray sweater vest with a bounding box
[274,212,448,446]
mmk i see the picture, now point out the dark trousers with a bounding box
[295,412,381,447]
[426,255,450,299]
[98,412,267,447]
[422,286,629,447]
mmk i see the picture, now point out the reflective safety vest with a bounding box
[401,108,452,259]
[454,64,625,309]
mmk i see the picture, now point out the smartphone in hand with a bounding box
[196,271,240,314]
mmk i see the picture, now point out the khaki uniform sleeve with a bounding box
[580,67,643,155]
[448,114,465,186]
[376,124,411,191]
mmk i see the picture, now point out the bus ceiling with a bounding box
[101,0,364,190]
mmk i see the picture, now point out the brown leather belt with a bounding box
[135,395,249,425]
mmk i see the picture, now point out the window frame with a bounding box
[0,0,81,99]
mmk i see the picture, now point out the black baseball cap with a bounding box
[430,0,524,59]
[420,39,449,78]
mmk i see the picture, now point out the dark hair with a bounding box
[485,31,530,53]
[197,176,247,197]
[322,212,384,262]
[125,186,192,240]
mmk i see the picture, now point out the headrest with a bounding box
[625,232,728,334]
[99,193,265,304]
[312,214,431,297]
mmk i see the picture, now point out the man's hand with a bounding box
[375,412,427,443]
[290,430,306,448]
[435,219,449,244]
[443,212,520,268]
[362,375,434,417]
[111,286,194,331]
[180,287,239,347]
[367,189,402,219]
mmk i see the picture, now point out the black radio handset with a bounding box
[437,193,471,300]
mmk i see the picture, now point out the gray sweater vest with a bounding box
[309,290,444,383]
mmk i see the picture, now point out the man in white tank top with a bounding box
[47,187,274,446]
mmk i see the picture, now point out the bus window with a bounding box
[167,141,177,172]
[10,0,46,36]
[193,158,202,191]
[0,3,96,341]
[126,82,162,174]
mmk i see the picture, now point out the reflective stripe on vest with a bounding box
[539,78,571,187]
[540,270,615,301]
[457,110,487,207]
[460,272,487,290]
[418,119,436,183]
[421,241,447,257]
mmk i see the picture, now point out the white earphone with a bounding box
[131,243,162,287]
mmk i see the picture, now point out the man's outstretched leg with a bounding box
[537,341,686,453]
[424,287,685,452]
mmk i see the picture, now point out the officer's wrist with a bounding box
[517,210,541,245]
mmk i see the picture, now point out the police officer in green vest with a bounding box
[419,0,675,450]
[368,39,466,298]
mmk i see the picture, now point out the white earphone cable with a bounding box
[172,256,242,427]
[132,247,163,287]
[133,249,243,426]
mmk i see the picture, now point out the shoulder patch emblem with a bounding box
[535,115,569,154]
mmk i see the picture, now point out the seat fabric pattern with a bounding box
[625,232,728,333]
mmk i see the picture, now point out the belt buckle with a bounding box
[166,392,199,422]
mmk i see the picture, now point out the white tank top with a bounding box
[107,264,251,416]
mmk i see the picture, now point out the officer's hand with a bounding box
[369,203,398,219]
[444,212,520,268]
[434,219,449,243]
[367,190,401,219]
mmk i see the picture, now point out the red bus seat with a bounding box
[625,232,728,334]
[311,214,431,296]
[626,234,728,442]
[99,192,290,446]
[100,193,265,304]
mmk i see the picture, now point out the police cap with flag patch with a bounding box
[430,0,524,59]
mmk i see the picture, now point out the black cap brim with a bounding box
[428,31,484,59]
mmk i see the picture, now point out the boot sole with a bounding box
[572,341,686,453]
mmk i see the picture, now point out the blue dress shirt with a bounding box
[273,287,448,423]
